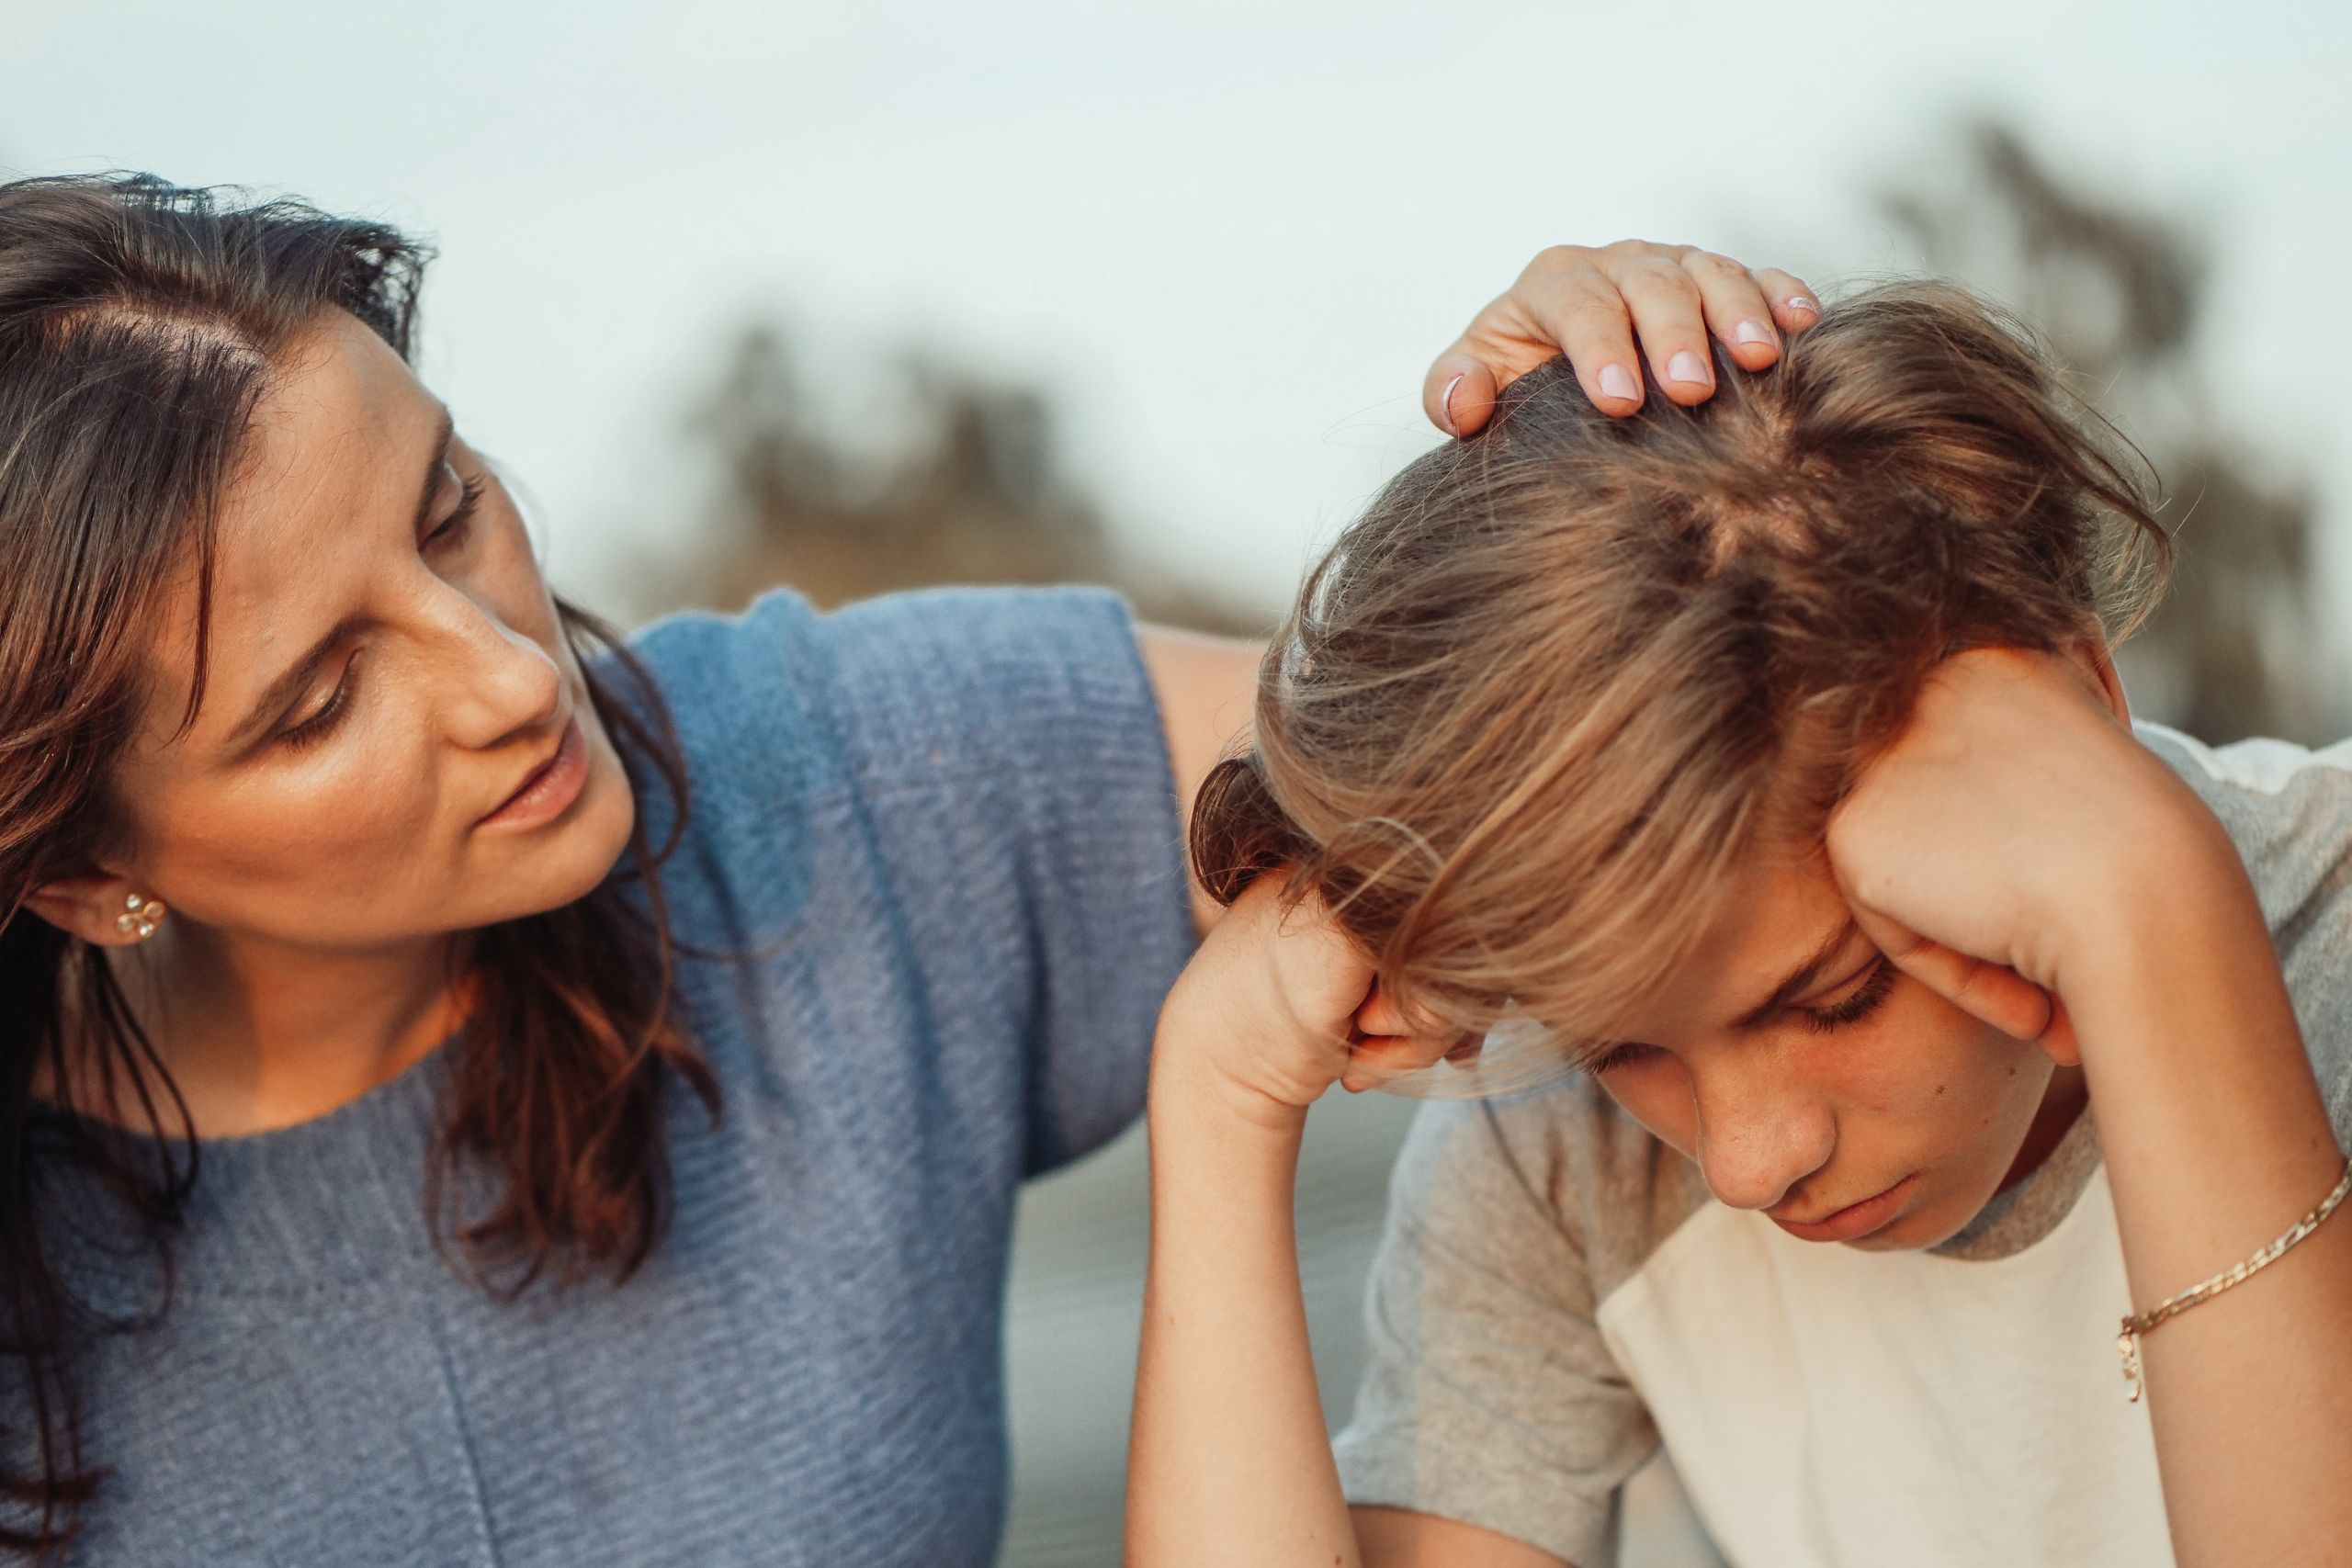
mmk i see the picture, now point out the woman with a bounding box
[0,173,1811,1562]
[1128,284,2352,1566]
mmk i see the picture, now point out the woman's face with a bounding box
[1586,849,2072,1251]
[95,308,636,953]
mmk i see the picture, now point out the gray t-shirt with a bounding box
[1333,724,2352,1568]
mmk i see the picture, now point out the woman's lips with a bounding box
[1770,1173,1920,1244]
[477,717,588,830]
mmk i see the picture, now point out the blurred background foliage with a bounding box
[638,116,2344,747]
[1878,118,2340,744]
[617,118,2341,1565]
[629,325,1260,635]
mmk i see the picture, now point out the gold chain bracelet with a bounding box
[2118,1156,2352,1403]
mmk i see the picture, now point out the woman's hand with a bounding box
[1428,241,1821,436]
[1152,875,1466,1132]
[1825,645,2234,1051]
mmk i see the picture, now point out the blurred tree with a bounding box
[1879,119,2341,744]
[647,123,2345,743]
[638,321,1260,636]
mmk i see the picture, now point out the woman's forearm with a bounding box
[1125,1045,1361,1567]
[2069,818,2352,1566]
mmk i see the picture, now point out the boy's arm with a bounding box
[1353,1508,1570,1567]
[1126,882,1638,1566]
[1829,649,2352,1568]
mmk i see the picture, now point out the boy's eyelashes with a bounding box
[1791,953,1899,1034]
[1580,954,1900,1077]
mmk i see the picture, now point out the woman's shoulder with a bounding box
[621,582,1151,801]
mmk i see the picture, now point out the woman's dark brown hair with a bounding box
[0,173,717,1557]
[1193,282,2173,1068]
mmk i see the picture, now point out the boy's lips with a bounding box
[1770,1173,1920,1244]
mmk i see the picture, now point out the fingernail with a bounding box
[1598,363,1639,402]
[1667,350,1711,387]
[1735,319,1775,348]
[1438,373,1464,436]
[1786,295,1819,318]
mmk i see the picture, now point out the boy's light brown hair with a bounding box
[1192,282,2171,1063]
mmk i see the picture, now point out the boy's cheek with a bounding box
[1599,1076,1699,1162]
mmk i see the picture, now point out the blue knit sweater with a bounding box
[40,587,1195,1565]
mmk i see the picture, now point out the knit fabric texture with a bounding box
[33,586,1195,1565]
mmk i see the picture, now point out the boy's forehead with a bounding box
[1630,853,1853,1038]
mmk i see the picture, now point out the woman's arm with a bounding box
[1136,626,1262,934]
[1124,883,1569,1567]
[1143,243,1815,936]
[1828,649,2352,1568]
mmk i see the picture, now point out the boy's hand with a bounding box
[1429,241,1821,435]
[1826,647,2237,1055]
[1152,876,1465,1133]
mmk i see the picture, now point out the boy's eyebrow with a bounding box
[1730,916,1864,1031]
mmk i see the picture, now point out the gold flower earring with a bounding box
[114,893,166,942]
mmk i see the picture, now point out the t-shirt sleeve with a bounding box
[2138,725,2352,1145]
[1334,1096,1659,1568]
[809,585,1198,1174]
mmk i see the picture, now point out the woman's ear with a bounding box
[22,874,166,948]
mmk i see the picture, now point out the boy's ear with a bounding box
[21,873,164,949]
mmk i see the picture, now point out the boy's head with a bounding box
[1195,282,2169,1247]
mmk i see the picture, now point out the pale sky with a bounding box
[6,0,2346,624]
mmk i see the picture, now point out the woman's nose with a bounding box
[436,600,564,749]
[1690,1063,1836,1213]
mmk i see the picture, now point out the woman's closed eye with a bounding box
[278,653,360,752]
[276,471,488,755]
[427,473,487,550]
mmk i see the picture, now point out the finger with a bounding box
[1850,906,2054,1043]
[1246,879,1382,1030]
[2039,998,2081,1065]
[1602,252,1715,406]
[1443,245,1648,423]
[1341,1034,1458,1092]
[1750,267,1821,334]
[1678,250,1782,372]
[1424,353,1500,438]
[1502,251,1649,416]
[1529,288,1647,417]
[1354,980,1453,1040]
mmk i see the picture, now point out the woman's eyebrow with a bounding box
[223,615,366,751]
[1731,916,1864,1031]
